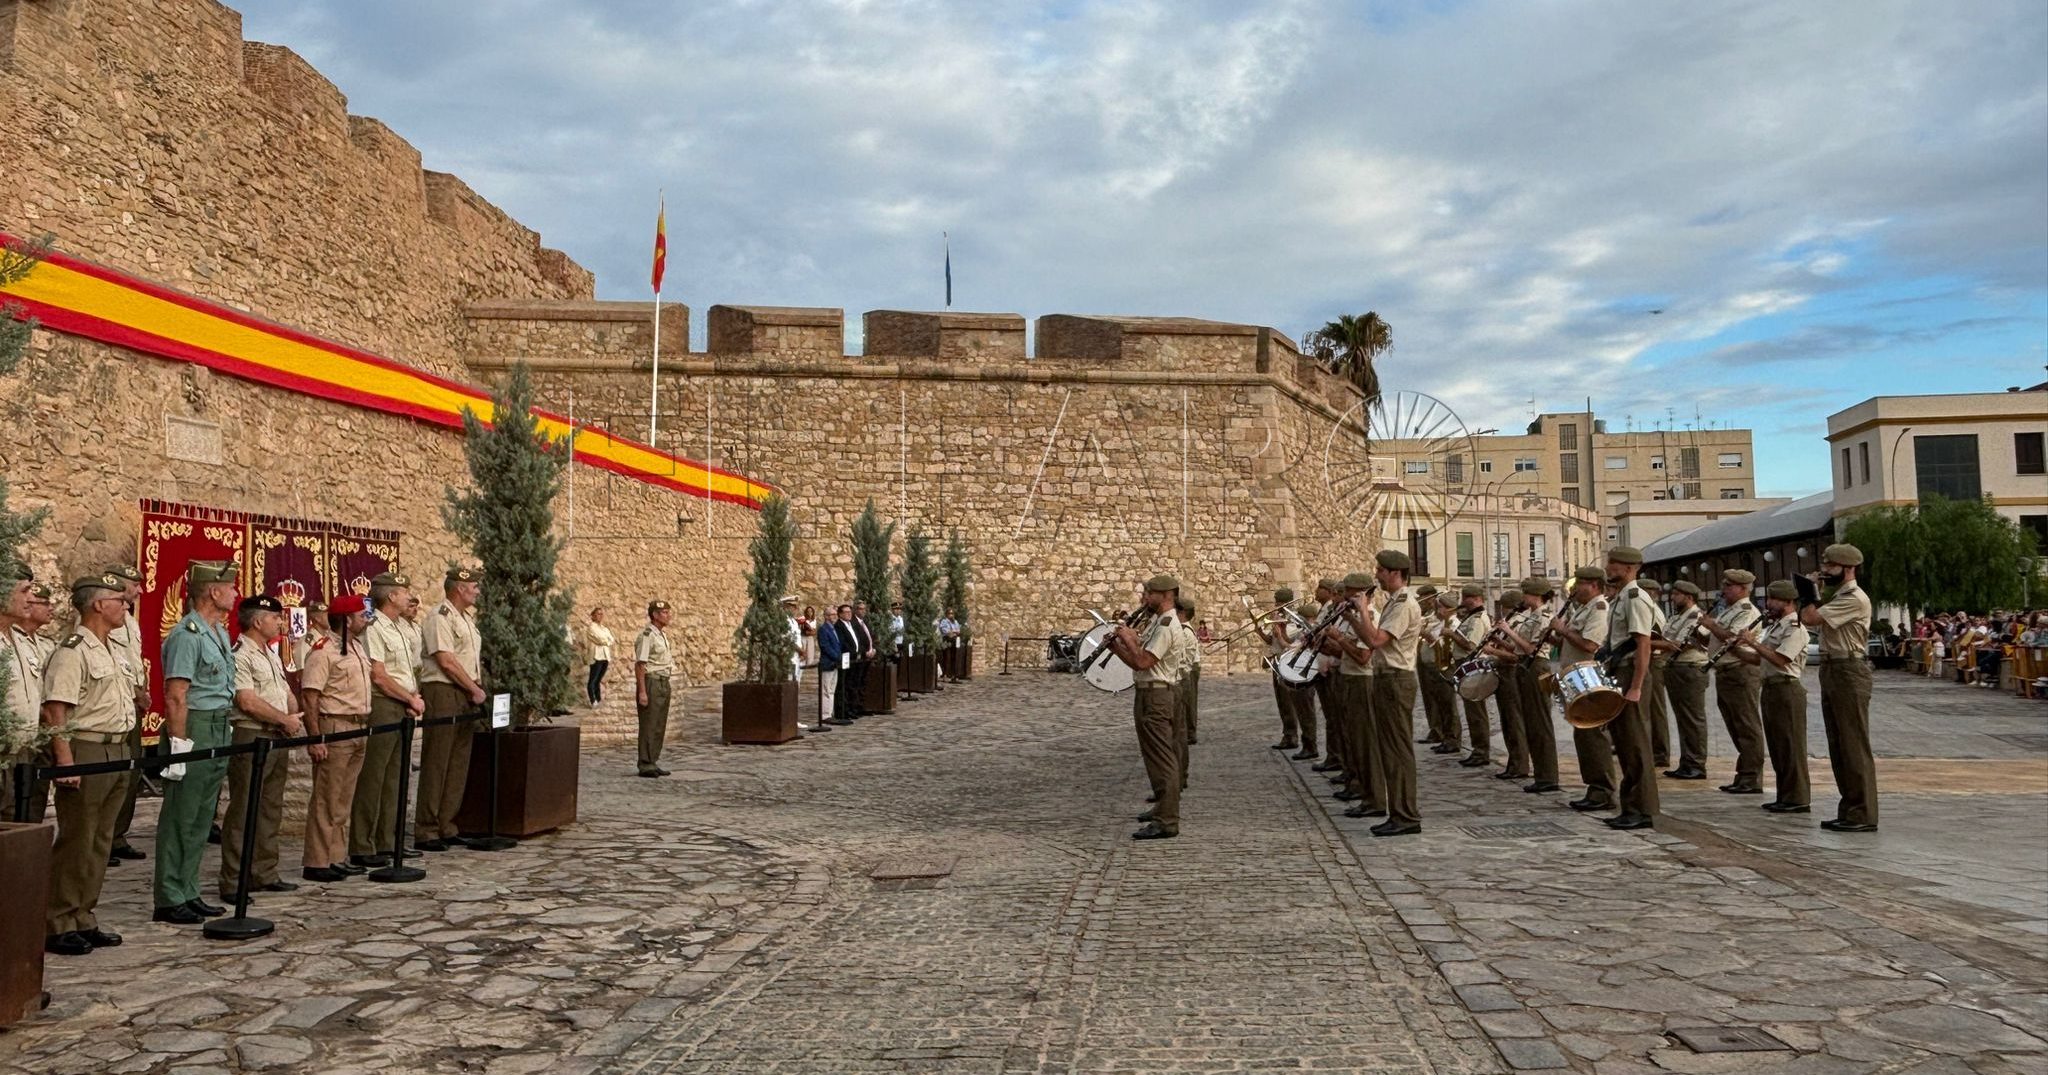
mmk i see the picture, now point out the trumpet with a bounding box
[1207,596,1302,650]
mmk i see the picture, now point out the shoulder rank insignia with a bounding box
[186,620,202,632]
[60,634,83,648]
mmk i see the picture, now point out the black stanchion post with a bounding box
[205,738,275,940]
[999,636,1011,676]
[469,710,514,852]
[11,760,31,823]
[370,715,426,883]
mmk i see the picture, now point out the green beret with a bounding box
[1434,592,1458,609]
[27,582,52,600]
[1317,577,1338,592]
[1175,594,1196,615]
[1721,568,1755,586]
[71,573,122,594]
[1340,570,1375,590]
[1606,545,1644,565]
[1461,582,1485,598]
[1143,574,1180,594]
[371,571,410,588]
[1766,580,1798,601]
[446,566,480,585]
[1573,565,1605,582]
[1273,588,1294,604]
[186,560,237,585]
[1823,543,1863,567]
[649,599,671,615]
[1520,577,1555,596]
[1375,549,1412,572]
[1638,577,1662,592]
[1672,580,1703,598]
[1415,583,1438,598]
[105,564,143,583]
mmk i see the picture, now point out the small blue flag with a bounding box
[944,232,952,309]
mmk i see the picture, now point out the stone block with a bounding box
[862,309,1026,361]
[707,305,843,357]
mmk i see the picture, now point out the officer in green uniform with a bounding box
[1658,580,1712,779]
[1599,547,1659,830]
[1108,575,1186,840]
[42,575,139,955]
[153,560,239,922]
[1552,566,1614,812]
[1700,569,1765,795]
[635,600,676,777]
[1800,544,1876,832]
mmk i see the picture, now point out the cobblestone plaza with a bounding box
[2,668,2044,1074]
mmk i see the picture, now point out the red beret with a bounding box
[328,594,368,615]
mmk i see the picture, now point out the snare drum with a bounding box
[1557,661,1624,729]
[1452,656,1500,701]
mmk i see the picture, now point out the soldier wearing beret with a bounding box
[1337,552,1424,836]
[1175,593,1202,753]
[6,580,57,823]
[1657,580,1712,779]
[103,564,152,865]
[154,560,239,923]
[1414,583,1461,756]
[416,567,486,851]
[635,599,677,777]
[1480,590,1531,780]
[1699,568,1766,795]
[1598,547,1659,829]
[219,594,303,902]
[1106,574,1187,840]
[1442,582,1494,768]
[353,572,425,866]
[1498,576,1565,794]
[1734,580,1810,814]
[2,575,46,822]
[42,575,139,954]
[1259,587,1307,755]
[1550,565,1616,812]
[1799,543,1877,831]
[302,594,373,882]
[1636,577,1672,771]
[1320,570,1382,816]
[1305,578,1343,774]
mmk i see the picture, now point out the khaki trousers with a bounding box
[1572,722,1617,807]
[1645,657,1671,766]
[305,715,366,869]
[1134,684,1181,832]
[1607,697,1659,819]
[1714,663,1766,788]
[1174,676,1191,789]
[1273,673,1300,746]
[219,723,291,896]
[1291,683,1320,754]
[1761,676,1810,807]
[1461,698,1491,763]
[415,682,475,843]
[1421,668,1460,750]
[637,675,672,774]
[1183,665,1201,745]
[1493,661,1529,775]
[1370,671,1420,825]
[1315,677,1340,764]
[1514,662,1561,786]
[1819,660,1877,825]
[350,696,408,857]
[48,738,134,934]
[1335,673,1379,810]
[1664,662,1711,771]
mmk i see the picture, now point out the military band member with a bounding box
[1736,580,1810,814]
[104,564,150,865]
[301,596,372,881]
[1321,571,1381,816]
[42,575,138,955]
[416,567,485,851]
[1500,577,1565,794]
[1107,575,1186,840]
[1699,569,1765,794]
[2,576,45,822]
[219,595,302,901]
[1444,583,1493,768]
[1307,579,1343,774]
[1551,566,1616,812]
[636,600,677,777]
[353,572,424,867]
[1260,587,1304,753]
[1345,550,1422,836]
[1416,584,1461,755]
[1800,544,1876,832]
[1175,594,1202,750]
[1599,547,1659,830]
[1481,592,1527,780]
[154,560,238,922]
[1637,576,1672,770]
[1658,581,1712,779]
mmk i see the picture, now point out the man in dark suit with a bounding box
[836,604,868,718]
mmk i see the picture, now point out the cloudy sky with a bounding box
[235,0,2047,498]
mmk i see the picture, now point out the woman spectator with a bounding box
[585,607,615,707]
[799,605,819,666]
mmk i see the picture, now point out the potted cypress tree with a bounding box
[723,494,799,744]
[851,501,898,714]
[942,530,973,681]
[897,527,941,694]
[447,361,581,838]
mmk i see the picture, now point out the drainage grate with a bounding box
[1987,734,2048,752]
[869,857,957,881]
[1458,821,1572,840]
[1669,1027,1791,1054]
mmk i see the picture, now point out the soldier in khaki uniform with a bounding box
[1637,577,1672,770]
[104,564,151,865]
[416,567,485,851]
[1306,579,1343,775]
[1800,544,1877,832]
[1500,577,1565,794]
[1443,583,1493,768]
[1107,575,1186,840]
[2,576,44,822]
[1551,566,1615,812]
[1176,595,1202,750]
[1320,571,1380,814]
[41,575,138,956]
[1736,581,1810,814]
[302,595,373,881]
[1599,547,1660,830]
[1416,585,1461,755]
[1481,591,1530,780]
[6,581,56,823]
[1699,569,1766,795]
[1345,551,1423,836]
[1259,587,1305,754]
[635,600,676,777]
[1657,580,1712,779]
[353,573,424,867]
[219,595,303,900]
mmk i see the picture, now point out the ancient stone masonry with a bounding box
[0,0,1379,741]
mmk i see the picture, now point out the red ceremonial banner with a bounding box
[138,501,250,744]
[327,527,401,602]
[249,516,329,614]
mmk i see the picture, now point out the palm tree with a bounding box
[1305,311,1390,401]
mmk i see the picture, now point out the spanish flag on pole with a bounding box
[651,198,667,294]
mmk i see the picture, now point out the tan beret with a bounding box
[1721,568,1755,586]
[1823,543,1863,567]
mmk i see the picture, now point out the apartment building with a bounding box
[1825,386,2048,549]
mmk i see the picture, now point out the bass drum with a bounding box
[1075,623,1135,693]
[1557,661,1624,729]
[1273,645,1321,686]
[1452,656,1500,701]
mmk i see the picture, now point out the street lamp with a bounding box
[1888,426,1914,503]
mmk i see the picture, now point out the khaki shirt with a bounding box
[364,613,420,696]
[1711,601,1763,669]
[231,635,293,729]
[42,629,136,736]
[1133,613,1183,686]
[1454,609,1492,657]
[1816,580,1872,659]
[1563,597,1607,660]
[418,601,482,686]
[1667,604,1709,666]
[109,612,146,694]
[302,635,372,716]
[1758,614,1808,681]
[635,624,676,678]
[1181,620,1201,672]
[5,625,46,734]
[1371,588,1422,673]
[1334,615,1371,676]
[1606,582,1658,650]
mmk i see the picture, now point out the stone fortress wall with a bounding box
[0,0,1382,730]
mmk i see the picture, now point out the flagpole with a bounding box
[943,231,951,311]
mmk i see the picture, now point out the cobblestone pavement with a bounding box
[3,666,2043,1074]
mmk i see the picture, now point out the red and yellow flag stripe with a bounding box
[0,236,770,509]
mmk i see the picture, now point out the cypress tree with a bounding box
[898,526,940,654]
[850,500,896,659]
[733,493,797,683]
[943,530,971,643]
[444,361,574,725]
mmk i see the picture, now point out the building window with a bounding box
[1514,458,1538,472]
[1840,447,1852,489]
[2021,515,2047,552]
[1404,460,1431,475]
[1717,452,1743,469]
[2018,432,2046,476]
[1858,441,1871,485]
[1493,532,1511,577]
[1650,455,1665,470]
[1528,533,1547,567]
[1719,488,1744,499]
[1408,529,1430,577]
[1456,532,1475,577]
[1560,454,1579,482]
[1605,527,1618,541]
[1680,447,1700,478]
[1914,434,1981,501]
[1479,459,1494,474]
[1562,487,1580,506]
[1559,423,1578,450]
[1604,456,1628,470]
[1447,454,1465,483]
[1605,490,1629,505]
[1652,490,1668,500]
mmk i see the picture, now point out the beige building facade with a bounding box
[1407,493,1603,596]
[1825,388,2048,551]
[1615,497,1793,550]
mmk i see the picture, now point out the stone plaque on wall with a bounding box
[165,415,224,466]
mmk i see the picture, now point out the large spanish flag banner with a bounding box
[0,235,771,509]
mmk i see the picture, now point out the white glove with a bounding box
[160,735,195,781]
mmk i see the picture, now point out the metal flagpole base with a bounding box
[203,914,275,940]
[464,835,515,852]
[368,863,427,883]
